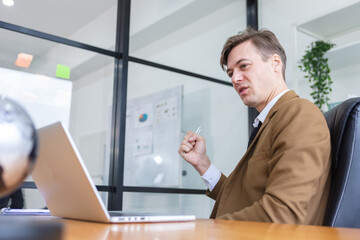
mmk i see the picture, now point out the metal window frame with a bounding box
[246,0,259,136]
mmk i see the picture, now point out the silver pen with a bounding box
[195,125,202,135]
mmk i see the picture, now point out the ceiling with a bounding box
[0,0,116,38]
[0,0,240,81]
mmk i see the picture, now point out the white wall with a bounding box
[259,0,360,103]
[314,62,360,103]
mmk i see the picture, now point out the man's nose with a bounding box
[231,70,243,84]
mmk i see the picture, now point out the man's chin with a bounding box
[240,98,253,107]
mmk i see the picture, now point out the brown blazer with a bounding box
[207,90,331,225]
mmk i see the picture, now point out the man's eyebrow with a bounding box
[236,58,249,64]
[226,59,249,73]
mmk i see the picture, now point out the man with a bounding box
[0,165,24,209]
[178,27,331,225]
[0,188,24,209]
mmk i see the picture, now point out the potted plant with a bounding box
[299,40,335,111]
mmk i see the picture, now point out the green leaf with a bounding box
[299,40,335,110]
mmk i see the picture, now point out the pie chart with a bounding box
[139,113,148,123]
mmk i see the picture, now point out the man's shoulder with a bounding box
[286,96,320,112]
[270,91,321,118]
[269,93,325,128]
[268,95,329,139]
[279,92,320,112]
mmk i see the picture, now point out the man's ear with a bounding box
[272,54,282,72]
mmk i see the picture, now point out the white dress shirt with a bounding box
[201,89,290,191]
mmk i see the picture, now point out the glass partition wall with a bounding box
[0,0,117,208]
[0,0,247,218]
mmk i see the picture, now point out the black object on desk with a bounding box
[0,216,63,240]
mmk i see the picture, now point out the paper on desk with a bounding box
[1,208,51,216]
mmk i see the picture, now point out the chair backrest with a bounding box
[323,97,360,228]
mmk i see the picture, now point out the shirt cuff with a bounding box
[201,163,221,191]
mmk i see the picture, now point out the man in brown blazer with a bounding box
[178,27,331,225]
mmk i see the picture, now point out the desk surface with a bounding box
[16,216,359,240]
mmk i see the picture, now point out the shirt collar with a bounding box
[253,89,290,128]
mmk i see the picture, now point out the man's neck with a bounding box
[255,89,290,126]
[256,78,288,112]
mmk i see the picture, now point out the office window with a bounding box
[0,28,115,208]
[125,62,248,191]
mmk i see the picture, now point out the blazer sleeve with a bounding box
[217,99,331,224]
[206,173,227,200]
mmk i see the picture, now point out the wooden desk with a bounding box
[39,217,360,240]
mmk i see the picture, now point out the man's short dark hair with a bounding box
[220,27,287,80]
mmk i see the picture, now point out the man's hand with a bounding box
[178,131,211,176]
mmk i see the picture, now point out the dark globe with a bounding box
[0,96,37,198]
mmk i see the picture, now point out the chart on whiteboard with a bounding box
[124,86,182,187]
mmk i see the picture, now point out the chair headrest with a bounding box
[324,97,360,175]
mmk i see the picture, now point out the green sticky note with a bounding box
[56,64,70,79]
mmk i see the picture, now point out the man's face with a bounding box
[226,41,278,112]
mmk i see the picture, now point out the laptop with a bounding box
[31,121,196,223]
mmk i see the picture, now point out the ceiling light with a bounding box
[2,0,14,7]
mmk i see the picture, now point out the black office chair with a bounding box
[323,97,360,228]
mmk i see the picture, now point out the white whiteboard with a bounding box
[124,86,183,187]
[0,67,72,129]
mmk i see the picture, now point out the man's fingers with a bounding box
[180,131,201,156]
[185,131,200,142]
[182,139,193,149]
[179,142,191,155]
